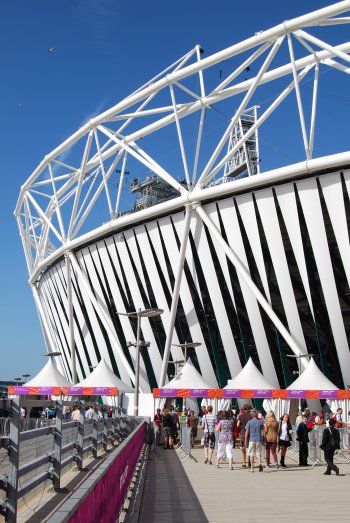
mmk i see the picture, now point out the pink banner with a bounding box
[68,422,146,523]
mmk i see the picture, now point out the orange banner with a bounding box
[241,389,254,398]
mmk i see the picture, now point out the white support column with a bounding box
[67,251,137,385]
[194,205,306,359]
[287,33,310,159]
[65,252,77,384]
[159,205,193,386]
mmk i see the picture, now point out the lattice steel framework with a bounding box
[15,1,350,386]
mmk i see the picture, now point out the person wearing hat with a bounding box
[320,418,340,475]
[153,408,163,445]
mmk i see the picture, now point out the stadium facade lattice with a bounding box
[16,1,350,392]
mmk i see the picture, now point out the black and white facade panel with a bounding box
[37,167,350,390]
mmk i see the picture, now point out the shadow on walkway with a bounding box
[138,447,209,522]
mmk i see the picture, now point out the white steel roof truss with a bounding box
[169,84,190,188]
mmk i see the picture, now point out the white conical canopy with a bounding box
[163,360,216,389]
[25,358,73,387]
[225,357,277,389]
[287,358,338,390]
[77,358,134,392]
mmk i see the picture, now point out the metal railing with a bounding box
[288,424,350,466]
[0,398,129,522]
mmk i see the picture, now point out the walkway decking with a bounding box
[138,443,350,523]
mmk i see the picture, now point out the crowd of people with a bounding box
[154,403,348,475]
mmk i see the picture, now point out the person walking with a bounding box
[188,411,198,448]
[216,411,234,470]
[296,414,312,466]
[320,418,340,475]
[236,404,252,468]
[245,409,264,472]
[153,408,163,445]
[278,413,293,468]
[202,405,216,464]
[162,408,175,449]
[264,410,279,468]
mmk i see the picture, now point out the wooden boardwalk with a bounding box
[138,443,350,523]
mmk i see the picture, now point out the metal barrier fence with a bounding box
[0,398,129,523]
[175,423,192,462]
[287,424,350,466]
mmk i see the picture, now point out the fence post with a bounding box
[52,400,63,489]
[75,400,85,470]
[102,409,108,452]
[92,403,98,458]
[111,406,118,445]
[7,398,20,523]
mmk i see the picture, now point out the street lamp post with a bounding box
[14,377,22,386]
[166,359,185,377]
[22,373,30,384]
[171,341,202,364]
[124,307,164,416]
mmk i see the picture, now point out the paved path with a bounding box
[139,443,350,523]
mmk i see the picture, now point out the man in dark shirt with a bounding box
[237,404,252,468]
[296,414,312,466]
[321,418,340,475]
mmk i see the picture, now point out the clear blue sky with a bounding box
[0,0,348,381]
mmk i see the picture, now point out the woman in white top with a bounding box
[202,405,216,464]
[278,413,293,468]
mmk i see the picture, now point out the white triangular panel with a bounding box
[189,209,241,378]
[275,183,314,318]
[164,212,218,386]
[205,201,236,307]
[297,178,350,385]
[320,172,350,287]
[219,196,279,386]
[145,221,173,292]
[236,193,271,301]
[75,248,132,386]
[255,187,307,354]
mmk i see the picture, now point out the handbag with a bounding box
[200,436,205,446]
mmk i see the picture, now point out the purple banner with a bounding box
[37,386,56,395]
[65,387,84,395]
[91,387,112,395]
[68,422,146,523]
[253,389,272,398]
[159,388,178,397]
[288,390,306,399]
[190,389,209,398]
[222,389,242,398]
[318,390,338,399]
[12,387,29,395]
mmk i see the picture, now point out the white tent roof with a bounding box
[287,358,338,390]
[77,358,134,392]
[225,357,276,389]
[163,360,216,389]
[25,358,73,387]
